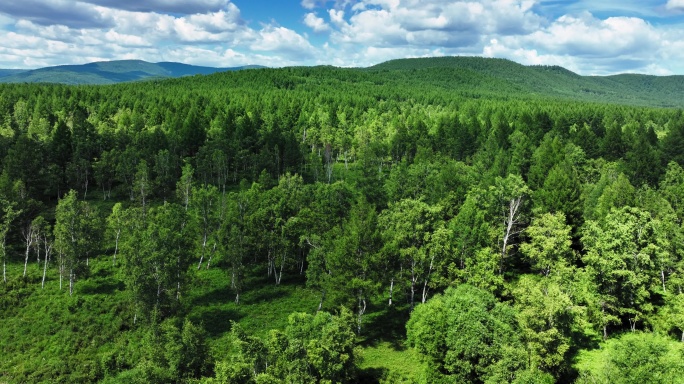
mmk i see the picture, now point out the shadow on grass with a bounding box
[78,279,125,295]
[191,285,237,307]
[360,304,411,351]
[356,367,387,384]
[241,286,290,304]
[190,307,243,338]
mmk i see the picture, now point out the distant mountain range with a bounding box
[1,56,683,108]
[0,60,264,85]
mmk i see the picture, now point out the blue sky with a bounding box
[0,0,683,75]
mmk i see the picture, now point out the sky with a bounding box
[1,0,684,75]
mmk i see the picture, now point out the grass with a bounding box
[0,257,138,383]
[185,265,322,354]
[1,248,423,383]
[358,342,424,383]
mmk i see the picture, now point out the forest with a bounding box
[1,56,684,383]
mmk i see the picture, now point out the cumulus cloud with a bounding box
[0,0,682,75]
[0,0,313,69]
[251,25,317,60]
[525,13,659,58]
[304,12,330,32]
[666,0,684,10]
[301,0,319,9]
[328,0,542,48]
[479,12,671,75]
[82,0,231,15]
[0,0,112,28]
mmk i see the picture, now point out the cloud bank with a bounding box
[0,0,681,75]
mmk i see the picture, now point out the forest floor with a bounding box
[1,253,421,382]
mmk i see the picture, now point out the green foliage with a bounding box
[582,207,664,333]
[119,202,193,320]
[520,212,573,277]
[575,332,684,384]
[222,308,357,383]
[379,198,444,308]
[513,276,577,377]
[407,284,530,383]
[54,190,104,294]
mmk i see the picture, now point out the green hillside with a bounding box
[368,56,684,107]
[0,60,262,85]
[0,69,26,78]
[1,56,683,108]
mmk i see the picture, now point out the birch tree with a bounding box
[120,203,192,321]
[582,206,661,335]
[190,185,220,270]
[520,212,574,278]
[0,198,20,283]
[318,198,381,333]
[21,217,38,277]
[54,190,103,295]
[379,198,443,310]
[106,202,128,266]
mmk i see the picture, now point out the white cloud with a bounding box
[328,0,542,48]
[524,13,659,58]
[301,0,318,10]
[0,0,681,75]
[82,0,231,15]
[666,0,684,10]
[0,0,112,28]
[304,12,330,32]
[329,9,346,27]
[97,6,253,45]
[251,26,317,60]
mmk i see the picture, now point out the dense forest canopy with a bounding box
[1,57,684,383]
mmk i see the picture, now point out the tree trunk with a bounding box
[388,277,394,306]
[69,268,74,296]
[662,269,667,293]
[42,254,48,289]
[357,294,366,335]
[23,231,33,277]
[83,170,89,200]
[275,250,285,285]
[317,290,325,312]
[198,230,207,270]
[113,229,120,266]
[499,196,522,275]
[422,253,436,304]
[421,279,430,304]
[35,241,41,265]
[206,242,217,269]
[410,261,417,311]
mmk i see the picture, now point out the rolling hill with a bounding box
[0,56,682,108]
[367,56,684,108]
[0,69,26,78]
[0,60,262,85]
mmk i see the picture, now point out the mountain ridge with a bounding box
[0,60,263,85]
[365,56,684,108]
[1,56,683,108]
